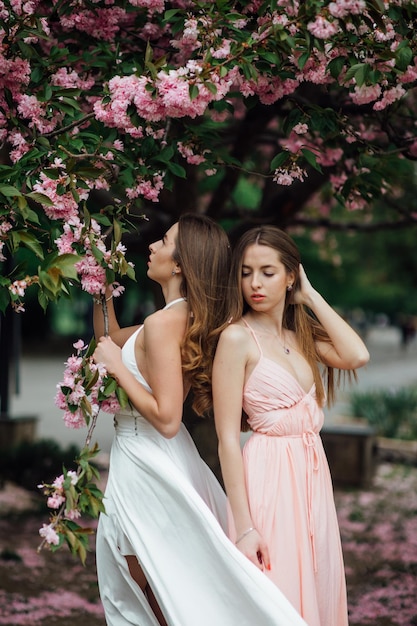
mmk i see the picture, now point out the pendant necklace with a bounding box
[253,323,290,354]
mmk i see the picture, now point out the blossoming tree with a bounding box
[1,0,417,559]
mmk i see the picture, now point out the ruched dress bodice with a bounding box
[244,356,322,436]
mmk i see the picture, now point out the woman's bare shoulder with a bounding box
[143,306,187,337]
[219,321,251,348]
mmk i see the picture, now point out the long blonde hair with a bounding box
[228,226,353,409]
[173,214,231,416]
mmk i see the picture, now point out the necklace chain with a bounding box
[252,323,290,354]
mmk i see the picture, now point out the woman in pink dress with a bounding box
[213,225,370,626]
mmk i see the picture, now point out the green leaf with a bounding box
[156,145,175,164]
[205,81,218,95]
[395,45,412,73]
[297,51,310,71]
[113,218,122,246]
[0,185,22,197]
[53,253,82,280]
[301,149,323,173]
[25,191,54,206]
[344,63,369,86]
[16,231,44,259]
[164,8,179,20]
[189,83,199,100]
[103,376,117,396]
[116,386,130,408]
[270,152,289,171]
[166,161,186,178]
[327,56,346,80]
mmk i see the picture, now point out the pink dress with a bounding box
[236,321,348,626]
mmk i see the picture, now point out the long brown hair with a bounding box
[173,214,231,416]
[228,226,352,409]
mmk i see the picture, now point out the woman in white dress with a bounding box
[92,214,307,626]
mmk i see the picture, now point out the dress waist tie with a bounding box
[249,424,321,572]
[302,429,320,573]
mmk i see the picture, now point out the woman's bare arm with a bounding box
[213,325,270,571]
[93,308,186,437]
[294,265,370,370]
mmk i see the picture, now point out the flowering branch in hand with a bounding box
[55,338,128,429]
[37,447,104,565]
[38,338,130,563]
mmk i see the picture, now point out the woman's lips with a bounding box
[251,294,265,302]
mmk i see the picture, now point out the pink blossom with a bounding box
[318,147,343,167]
[39,523,60,546]
[8,130,30,163]
[345,193,368,211]
[307,16,339,39]
[16,94,57,133]
[100,396,122,414]
[374,21,396,42]
[128,0,165,11]
[373,85,406,111]
[400,63,417,84]
[9,279,27,297]
[59,7,128,41]
[273,164,306,186]
[52,474,65,490]
[51,67,95,90]
[65,355,83,373]
[350,83,382,105]
[126,173,165,202]
[66,470,78,485]
[274,171,293,186]
[55,388,67,410]
[177,141,207,164]
[63,408,87,429]
[47,494,65,509]
[211,39,231,59]
[113,139,124,151]
[329,0,366,18]
[110,282,125,298]
[33,172,80,221]
[293,123,308,135]
[74,253,107,295]
[65,507,82,520]
[68,381,87,405]
[73,339,86,351]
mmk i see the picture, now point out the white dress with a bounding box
[96,302,307,626]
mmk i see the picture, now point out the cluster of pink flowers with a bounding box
[38,470,80,546]
[54,339,121,430]
[8,276,38,312]
[177,141,209,165]
[0,218,13,262]
[273,163,306,186]
[95,62,238,134]
[126,172,165,202]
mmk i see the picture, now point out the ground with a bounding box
[0,462,416,626]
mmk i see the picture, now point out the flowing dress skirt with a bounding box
[96,412,307,626]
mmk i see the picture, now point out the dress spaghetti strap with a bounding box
[242,318,263,355]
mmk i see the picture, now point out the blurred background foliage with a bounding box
[16,207,417,348]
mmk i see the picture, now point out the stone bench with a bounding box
[321,422,377,489]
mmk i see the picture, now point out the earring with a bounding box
[287,284,293,291]
[172,271,176,276]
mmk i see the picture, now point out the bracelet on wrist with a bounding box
[93,294,113,305]
[235,527,256,545]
